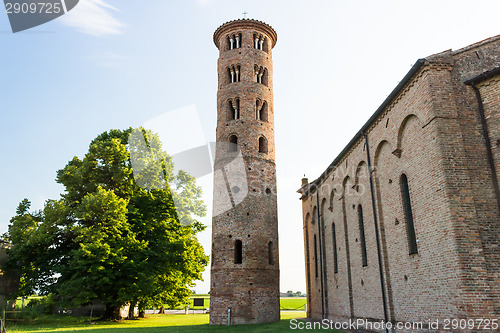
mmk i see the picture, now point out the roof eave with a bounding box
[299,58,426,198]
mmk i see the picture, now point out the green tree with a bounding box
[7,128,208,319]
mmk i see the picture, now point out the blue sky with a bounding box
[1,0,500,294]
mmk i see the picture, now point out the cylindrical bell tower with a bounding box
[210,19,280,325]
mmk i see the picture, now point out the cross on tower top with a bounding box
[242,11,248,18]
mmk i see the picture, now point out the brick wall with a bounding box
[299,35,500,332]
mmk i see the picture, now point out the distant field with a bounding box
[279,298,307,310]
[12,295,306,312]
[177,296,306,311]
[14,295,43,308]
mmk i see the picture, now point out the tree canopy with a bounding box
[6,128,209,319]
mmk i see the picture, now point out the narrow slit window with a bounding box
[256,100,261,120]
[332,223,338,273]
[234,240,242,264]
[229,135,238,152]
[259,136,268,153]
[268,241,274,265]
[358,205,368,267]
[401,174,418,255]
[314,234,318,278]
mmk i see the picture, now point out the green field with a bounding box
[4,297,311,332]
[279,298,307,311]
[5,312,341,333]
[181,296,306,311]
[11,295,307,312]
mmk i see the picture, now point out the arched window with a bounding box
[401,174,418,254]
[256,100,268,122]
[314,234,318,278]
[268,241,274,265]
[332,223,338,273]
[228,65,241,83]
[234,239,242,264]
[262,68,268,86]
[227,33,242,50]
[254,65,261,83]
[254,65,268,85]
[253,34,268,52]
[259,136,268,154]
[229,135,238,152]
[358,205,368,267]
[228,99,240,120]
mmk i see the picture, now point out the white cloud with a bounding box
[60,0,124,36]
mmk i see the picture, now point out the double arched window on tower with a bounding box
[228,65,241,83]
[227,33,242,50]
[227,99,240,120]
[253,34,268,52]
[254,65,268,86]
[256,100,268,122]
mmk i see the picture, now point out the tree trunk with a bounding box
[102,304,121,321]
[159,306,164,314]
[138,302,145,318]
[127,301,137,320]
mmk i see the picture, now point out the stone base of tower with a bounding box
[209,290,280,325]
[209,268,280,325]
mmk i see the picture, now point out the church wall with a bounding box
[477,75,500,317]
[300,36,500,331]
[302,64,464,324]
[478,75,500,200]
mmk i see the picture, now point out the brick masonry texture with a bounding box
[210,19,280,325]
[298,35,500,332]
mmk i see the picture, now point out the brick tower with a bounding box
[210,19,280,325]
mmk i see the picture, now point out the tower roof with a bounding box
[213,19,278,49]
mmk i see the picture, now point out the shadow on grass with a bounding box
[18,321,334,333]
[7,313,342,333]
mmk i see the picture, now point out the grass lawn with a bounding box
[6,311,342,333]
[15,295,43,308]
[172,296,307,312]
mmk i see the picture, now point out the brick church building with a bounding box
[298,35,500,331]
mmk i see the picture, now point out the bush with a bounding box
[24,295,56,316]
